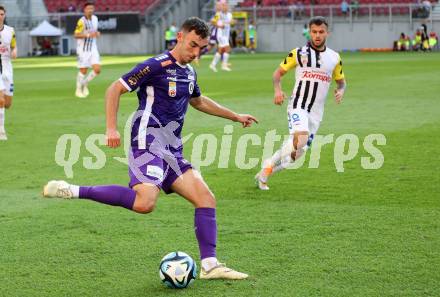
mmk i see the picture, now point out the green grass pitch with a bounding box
[0,52,439,296]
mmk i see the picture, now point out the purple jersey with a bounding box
[119,52,201,152]
[209,25,218,44]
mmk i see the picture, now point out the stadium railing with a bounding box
[202,3,435,29]
[7,11,142,31]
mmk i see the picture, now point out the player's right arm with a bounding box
[74,19,85,39]
[106,59,160,147]
[105,80,128,148]
[332,55,346,104]
[273,49,297,105]
[10,29,17,59]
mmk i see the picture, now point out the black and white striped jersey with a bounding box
[280,43,344,121]
[74,15,99,53]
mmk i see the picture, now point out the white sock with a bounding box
[260,137,296,182]
[84,71,98,84]
[69,185,80,198]
[77,72,85,89]
[211,52,221,67]
[272,137,296,168]
[201,257,218,271]
[0,107,4,132]
[222,53,230,66]
[271,144,308,175]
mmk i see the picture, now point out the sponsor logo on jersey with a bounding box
[168,81,177,97]
[128,66,150,86]
[166,68,177,75]
[301,70,331,82]
[146,165,164,180]
[188,74,195,80]
[292,113,300,123]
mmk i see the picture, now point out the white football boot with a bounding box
[200,263,248,280]
[75,87,85,98]
[43,180,75,199]
[254,171,269,191]
[209,63,218,72]
[0,129,7,140]
[82,83,90,97]
[221,64,232,72]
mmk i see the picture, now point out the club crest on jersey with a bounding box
[189,82,194,94]
[300,50,308,66]
[168,81,177,97]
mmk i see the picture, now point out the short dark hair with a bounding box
[309,16,328,28]
[84,2,94,9]
[181,17,210,39]
[0,6,5,12]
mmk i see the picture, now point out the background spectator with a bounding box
[341,0,349,17]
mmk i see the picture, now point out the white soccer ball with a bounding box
[159,251,197,289]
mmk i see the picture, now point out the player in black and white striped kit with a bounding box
[0,5,17,140]
[74,2,101,98]
[256,17,347,190]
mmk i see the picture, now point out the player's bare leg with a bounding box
[43,180,161,214]
[171,169,248,280]
[81,64,101,97]
[131,183,160,214]
[256,131,309,190]
[76,68,88,98]
[0,91,6,140]
[4,95,12,109]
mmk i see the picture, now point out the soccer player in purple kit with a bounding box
[43,17,257,280]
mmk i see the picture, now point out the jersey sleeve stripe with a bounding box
[119,77,132,92]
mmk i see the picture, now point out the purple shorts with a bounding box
[128,148,192,194]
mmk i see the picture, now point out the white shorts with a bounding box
[77,49,100,68]
[0,72,14,96]
[287,108,320,144]
[217,36,230,48]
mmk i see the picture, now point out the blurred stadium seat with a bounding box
[44,0,158,13]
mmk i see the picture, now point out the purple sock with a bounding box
[79,185,136,210]
[194,208,217,260]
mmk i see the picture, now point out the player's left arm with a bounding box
[10,30,17,59]
[190,95,258,128]
[333,56,346,104]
